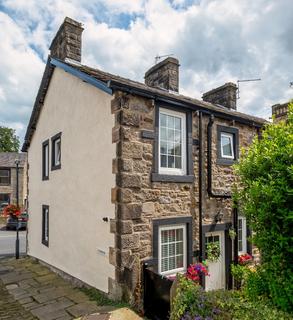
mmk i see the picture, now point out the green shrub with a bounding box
[170,274,221,320]
[233,103,293,312]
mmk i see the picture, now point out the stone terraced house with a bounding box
[22,17,266,307]
[0,152,27,207]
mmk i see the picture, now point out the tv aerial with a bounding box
[237,78,261,99]
[154,54,174,64]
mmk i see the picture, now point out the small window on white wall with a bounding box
[159,224,186,275]
[159,108,186,175]
[238,216,247,254]
[51,132,62,170]
[221,132,234,159]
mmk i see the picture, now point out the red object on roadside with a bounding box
[2,204,21,218]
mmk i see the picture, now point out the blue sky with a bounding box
[0,0,292,143]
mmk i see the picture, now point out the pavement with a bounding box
[0,257,142,320]
[0,226,26,255]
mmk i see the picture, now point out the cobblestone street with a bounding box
[0,257,124,320]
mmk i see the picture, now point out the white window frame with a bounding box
[159,108,186,176]
[158,224,187,275]
[220,132,234,159]
[238,216,247,255]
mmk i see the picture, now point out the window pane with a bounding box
[169,256,176,270]
[176,255,183,268]
[161,155,167,168]
[169,243,175,256]
[0,170,9,177]
[167,129,175,141]
[167,142,174,155]
[167,115,174,129]
[161,258,168,272]
[161,128,167,141]
[160,141,167,155]
[175,117,181,130]
[162,244,168,258]
[160,114,167,127]
[168,229,176,242]
[161,230,168,243]
[174,143,181,156]
[176,228,183,241]
[221,134,233,157]
[176,242,183,255]
[174,130,181,142]
[168,156,175,168]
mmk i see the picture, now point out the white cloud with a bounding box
[0,0,293,142]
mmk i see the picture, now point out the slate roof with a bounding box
[0,152,27,168]
[22,57,267,151]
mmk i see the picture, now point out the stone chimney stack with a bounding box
[145,57,180,93]
[49,17,84,62]
[202,82,237,110]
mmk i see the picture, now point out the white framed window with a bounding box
[159,108,186,175]
[238,216,247,254]
[220,132,234,159]
[158,224,187,275]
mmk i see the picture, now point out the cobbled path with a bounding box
[0,257,115,320]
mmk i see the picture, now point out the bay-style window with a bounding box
[159,225,186,275]
[42,140,49,180]
[51,132,61,170]
[159,109,186,175]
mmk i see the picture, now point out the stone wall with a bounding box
[0,167,25,206]
[109,91,258,304]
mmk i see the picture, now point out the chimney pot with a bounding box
[202,82,237,110]
[145,57,180,93]
[49,17,84,62]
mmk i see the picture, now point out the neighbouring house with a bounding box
[272,102,290,122]
[22,17,266,308]
[0,152,27,207]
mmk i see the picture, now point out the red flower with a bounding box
[186,263,209,282]
[238,253,253,265]
[2,204,21,218]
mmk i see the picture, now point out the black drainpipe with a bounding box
[207,114,231,199]
[198,111,203,262]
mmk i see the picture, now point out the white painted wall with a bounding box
[27,68,115,293]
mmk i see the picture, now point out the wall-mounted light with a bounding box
[214,211,223,223]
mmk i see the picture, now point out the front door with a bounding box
[204,231,225,291]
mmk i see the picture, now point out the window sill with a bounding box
[152,173,194,183]
[51,164,61,171]
[216,158,237,166]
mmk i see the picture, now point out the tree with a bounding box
[0,126,20,152]
[234,103,293,312]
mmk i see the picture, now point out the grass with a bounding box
[80,287,129,309]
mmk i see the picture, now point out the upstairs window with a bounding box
[220,133,234,159]
[42,140,49,180]
[159,109,186,175]
[217,125,239,165]
[51,133,61,170]
[0,169,10,185]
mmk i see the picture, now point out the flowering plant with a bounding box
[186,263,209,283]
[2,204,21,218]
[238,253,253,265]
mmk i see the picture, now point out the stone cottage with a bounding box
[0,152,27,207]
[22,17,266,306]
